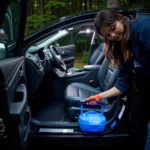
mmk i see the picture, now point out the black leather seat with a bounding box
[67,43,105,73]
[65,58,119,120]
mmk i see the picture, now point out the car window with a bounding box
[35,29,77,47]
[0,0,21,60]
[29,24,83,48]
[53,28,94,68]
[53,31,77,46]
[74,30,94,66]
[75,31,94,54]
[51,29,78,47]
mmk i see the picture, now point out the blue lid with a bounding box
[78,111,106,125]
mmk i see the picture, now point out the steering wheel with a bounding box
[49,45,66,77]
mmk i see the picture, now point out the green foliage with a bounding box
[74,56,87,69]
[75,33,92,56]
[26,14,44,35]
[129,3,144,8]
[82,51,88,63]
[98,0,107,8]
[75,38,87,56]
[26,0,68,35]
[120,0,130,7]
[45,0,68,9]
[26,0,149,35]
[120,0,146,8]
[25,13,57,35]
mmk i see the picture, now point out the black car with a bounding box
[0,0,150,149]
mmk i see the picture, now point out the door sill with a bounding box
[30,117,129,137]
[31,117,79,127]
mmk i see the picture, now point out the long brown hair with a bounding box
[94,8,133,67]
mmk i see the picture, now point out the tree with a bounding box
[107,0,120,8]
[40,0,45,15]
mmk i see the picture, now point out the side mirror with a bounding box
[0,42,7,60]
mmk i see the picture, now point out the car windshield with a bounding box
[0,0,21,46]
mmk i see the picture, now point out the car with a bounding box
[1,0,150,149]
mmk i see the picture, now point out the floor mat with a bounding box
[33,102,66,121]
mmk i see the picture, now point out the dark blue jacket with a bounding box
[114,16,150,93]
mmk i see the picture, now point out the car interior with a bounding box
[25,11,150,136]
[26,21,130,133]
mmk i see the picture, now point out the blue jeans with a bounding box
[145,120,150,150]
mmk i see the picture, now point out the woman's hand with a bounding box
[86,94,101,104]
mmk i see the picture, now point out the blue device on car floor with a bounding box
[78,101,106,132]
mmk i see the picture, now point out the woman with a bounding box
[86,8,150,150]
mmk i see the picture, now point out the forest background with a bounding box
[26,0,150,35]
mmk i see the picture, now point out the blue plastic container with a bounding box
[78,102,106,132]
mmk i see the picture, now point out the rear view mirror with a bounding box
[0,42,7,60]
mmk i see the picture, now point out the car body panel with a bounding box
[0,56,30,150]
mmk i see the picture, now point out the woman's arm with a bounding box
[86,87,122,103]
[100,87,122,99]
[86,61,132,102]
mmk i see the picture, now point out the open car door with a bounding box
[0,0,30,149]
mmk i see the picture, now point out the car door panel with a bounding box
[0,56,30,150]
[57,44,75,69]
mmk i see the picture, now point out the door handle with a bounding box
[60,50,65,54]
[10,83,27,118]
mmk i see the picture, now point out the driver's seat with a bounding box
[64,58,119,120]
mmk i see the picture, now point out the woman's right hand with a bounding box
[86,94,101,104]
